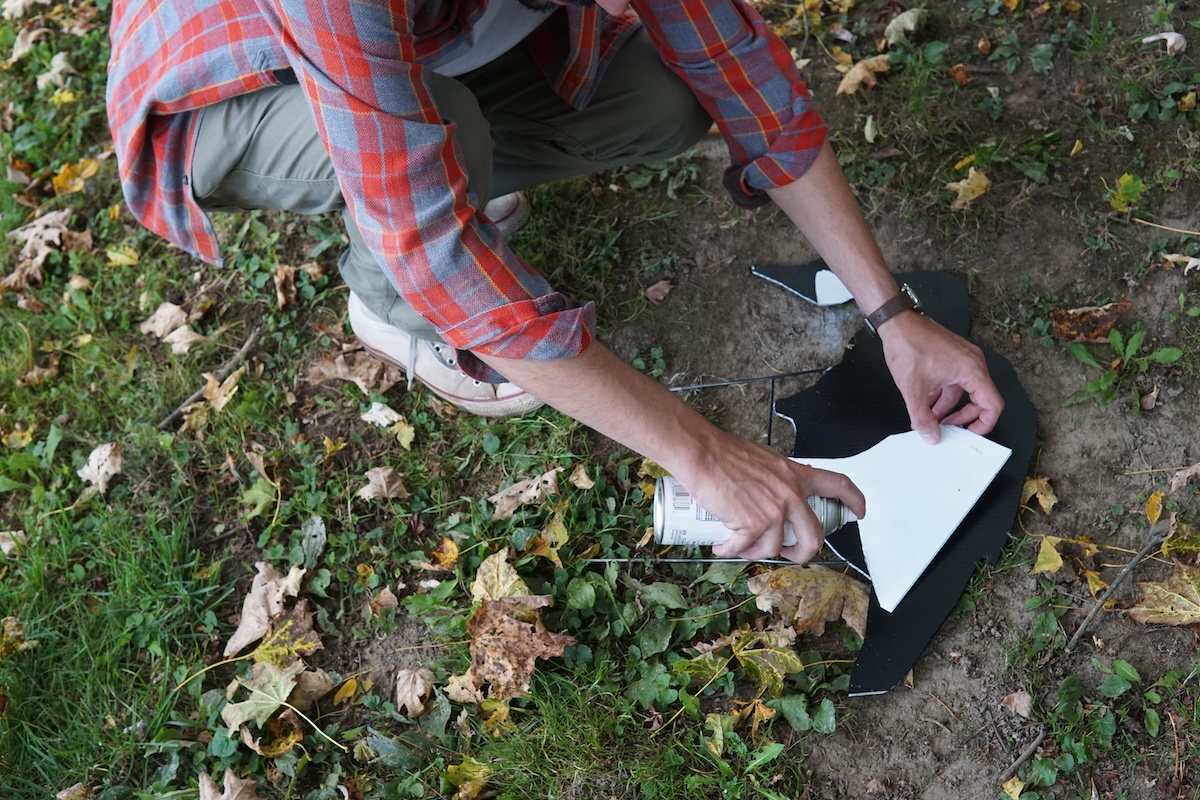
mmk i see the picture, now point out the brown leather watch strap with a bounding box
[865,284,922,333]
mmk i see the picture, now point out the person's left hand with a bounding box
[877,310,1004,443]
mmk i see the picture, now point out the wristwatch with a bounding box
[865,283,923,334]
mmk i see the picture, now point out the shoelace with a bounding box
[404,337,485,391]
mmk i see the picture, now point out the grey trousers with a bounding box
[190,29,711,341]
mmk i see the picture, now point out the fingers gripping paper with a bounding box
[798,427,1012,612]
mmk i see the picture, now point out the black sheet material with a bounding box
[765,265,1038,696]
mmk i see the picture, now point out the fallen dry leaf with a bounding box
[394,667,435,718]
[77,442,122,495]
[883,8,927,47]
[568,463,595,490]
[198,769,263,800]
[360,401,403,427]
[747,565,869,639]
[203,365,247,413]
[487,466,563,520]
[525,511,569,568]
[1142,31,1187,55]
[1050,298,1132,343]
[221,660,307,732]
[3,208,70,290]
[1129,563,1200,626]
[948,63,972,86]
[223,562,306,657]
[1162,522,1200,562]
[1031,536,1064,574]
[1168,462,1200,495]
[36,51,73,91]
[139,302,188,339]
[945,167,991,210]
[645,279,673,304]
[239,707,303,757]
[355,466,410,501]
[0,530,28,557]
[1001,689,1033,718]
[1020,476,1058,515]
[51,158,98,196]
[481,695,517,737]
[16,354,59,388]
[250,600,323,666]
[471,548,532,602]
[1,0,51,18]
[1145,491,1165,524]
[287,667,334,711]
[162,325,211,355]
[368,585,399,618]
[55,785,88,800]
[430,537,460,570]
[467,595,574,700]
[6,25,50,63]
[445,670,486,704]
[445,756,491,800]
[836,54,891,95]
[1002,776,1026,800]
[1,615,38,661]
[304,351,402,396]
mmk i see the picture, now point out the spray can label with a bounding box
[653,475,853,546]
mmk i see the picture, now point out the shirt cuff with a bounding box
[448,297,598,383]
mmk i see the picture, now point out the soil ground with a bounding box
[593,118,1200,795]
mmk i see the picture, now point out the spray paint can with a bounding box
[653,475,856,547]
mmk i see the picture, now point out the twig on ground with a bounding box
[1000,729,1045,782]
[1065,518,1171,653]
[157,326,262,430]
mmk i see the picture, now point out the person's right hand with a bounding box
[674,430,866,564]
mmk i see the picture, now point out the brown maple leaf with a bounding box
[304,351,402,396]
[139,302,188,339]
[1020,476,1058,515]
[748,565,869,638]
[394,667,435,718]
[2,208,70,289]
[467,595,575,700]
[487,467,563,520]
[355,466,409,501]
[223,562,306,657]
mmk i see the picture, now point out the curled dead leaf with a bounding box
[944,167,991,210]
[645,279,673,304]
[162,325,212,355]
[747,565,869,639]
[3,208,70,290]
[487,466,563,520]
[139,302,188,339]
[304,351,402,396]
[1142,31,1187,55]
[948,63,972,86]
[1020,476,1058,515]
[836,54,891,96]
[394,667,435,718]
[223,562,306,657]
[77,442,122,495]
[198,769,263,800]
[240,708,303,757]
[1,530,28,557]
[1001,689,1033,718]
[1167,462,1200,495]
[355,466,410,501]
[16,353,59,388]
[203,365,247,413]
[1050,298,1132,343]
[1129,563,1200,626]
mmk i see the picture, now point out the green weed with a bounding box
[1061,327,1183,406]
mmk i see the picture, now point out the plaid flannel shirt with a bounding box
[107,0,826,377]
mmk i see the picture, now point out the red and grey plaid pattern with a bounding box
[107,0,825,372]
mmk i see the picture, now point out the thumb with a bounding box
[907,401,941,444]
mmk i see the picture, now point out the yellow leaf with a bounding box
[249,600,323,666]
[202,365,246,412]
[51,158,98,195]
[835,54,892,95]
[388,418,416,450]
[471,548,531,602]
[1179,91,1196,113]
[830,45,854,72]
[1129,563,1200,626]
[568,463,594,490]
[1070,139,1084,156]
[431,536,460,570]
[1020,476,1058,515]
[2,427,34,449]
[49,87,79,105]
[322,436,347,457]
[1083,569,1108,599]
[953,153,977,170]
[481,696,518,736]
[1002,776,1026,800]
[1162,522,1200,561]
[1000,0,1019,10]
[445,757,491,800]
[1145,490,1164,524]
[526,511,569,568]
[239,708,303,757]
[1031,536,1064,574]
[1063,0,1081,9]
[945,167,991,210]
[638,459,670,479]
[333,678,358,705]
[106,245,139,267]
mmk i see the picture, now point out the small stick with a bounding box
[1065,519,1171,653]
[1000,729,1045,782]
[157,326,262,430]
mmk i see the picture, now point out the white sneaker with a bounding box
[482,192,531,238]
[348,292,544,417]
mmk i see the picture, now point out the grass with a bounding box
[3,0,1200,798]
